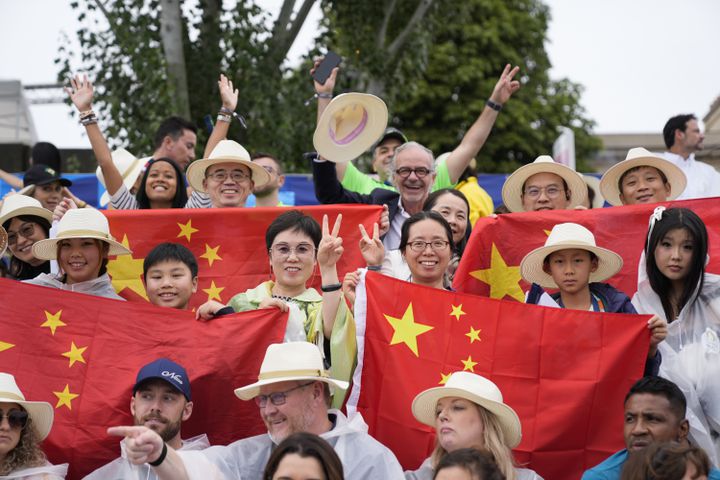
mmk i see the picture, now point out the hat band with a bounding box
[258,368,330,381]
[121,157,142,181]
[546,239,596,248]
[0,392,25,402]
[57,229,113,241]
[329,109,368,146]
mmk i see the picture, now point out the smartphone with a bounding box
[312,51,342,85]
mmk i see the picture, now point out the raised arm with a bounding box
[0,169,22,190]
[444,64,521,183]
[310,59,345,181]
[203,74,238,159]
[317,214,344,338]
[108,426,190,480]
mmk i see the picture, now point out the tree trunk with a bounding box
[159,0,191,119]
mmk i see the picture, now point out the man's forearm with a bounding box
[445,105,500,182]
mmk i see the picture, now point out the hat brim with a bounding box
[186,158,271,193]
[519,241,624,289]
[0,396,54,440]
[234,375,350,401]
[411,386,522,448]
[313,93,388,163]
[0,204,53,228]
[32,234,132,260]
[599,156,687,206]
[97,156,148,207]
[501,162,587,213]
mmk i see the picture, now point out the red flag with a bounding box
[349,272,651,480]
[0,278,286,479]
[104,205,381,308]
[453,197,720,300]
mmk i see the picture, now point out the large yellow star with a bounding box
[53,384,79,410]
[61,341,88,368]
[450,304,466,321]
[0,341,14,352]
[469,243,524,301]
[107,235,148,300]
[461,355,478,372]
[177,219,199,242]
[200,244,222,267]
[465,326,482,343]
[384,303,434,357]
[203,281,225,302]
[41,310,66,336]
[439,372,451,385]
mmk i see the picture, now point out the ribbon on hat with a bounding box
[258,369,330,381]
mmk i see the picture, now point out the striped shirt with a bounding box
[109,184,212,209]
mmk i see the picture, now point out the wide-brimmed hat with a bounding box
[32,208,131,260]
[501,155,587,213]
[412,371,522,448]
[234,342,349,400]
[582,175,605,209]
[18,164,72,196]
[599,147,687,206]
[313,93,388,163]
[96,149,148,207]
[0,225,7,257]
[0,373,54,440]
[186,140,270,193]
[0,194,53,228]
[519,222,623,288]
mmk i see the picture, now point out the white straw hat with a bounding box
[519,222,623,288]
[96,149,148,207]
[313,93,388,163]
[0,373,54,440]
[599,147,687,206]
[32,208,131,260]
[412,372,522,448]
[0,194,53,227]
[234,342,349,400]
[185,140,270,193]
[501,155,587,213]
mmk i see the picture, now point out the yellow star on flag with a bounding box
[41,310,66,336]
[465,326,482,343]
[107,235,148,300]
[203,281,225,302]
[469,243,524,302]
[61,341,88,368]
[53,384,79,410]
[449,304,466,321]
[439,372,451,385]
[0,341,14,352]
[461,355,478,372]
[384,303,434,357]
[200,244,222,267]
[177,219,199,242]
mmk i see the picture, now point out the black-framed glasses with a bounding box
[206,169,251,182]
[407,240,450,252]
[394,167,432,178]
[0,409,28,430]
[7,223,37,246]
[254,382,315,408]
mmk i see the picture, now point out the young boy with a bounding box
[143,242,198,310]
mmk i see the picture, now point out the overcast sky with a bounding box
[1,0,718,149]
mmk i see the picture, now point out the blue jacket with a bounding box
[582,449,720,480]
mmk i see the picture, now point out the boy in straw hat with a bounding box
[520,222,666,375]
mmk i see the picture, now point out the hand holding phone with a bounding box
[312,51,342,86]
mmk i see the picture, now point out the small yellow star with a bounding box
[465,326,482,344]
[469,243,524,302]
[450,304,466,321]
[203,281,225,302]
[0,341,14,353]
[41,310,67,336]
[384,303,434,357]
[61,341,88,368]
[177,219,199,242]
[53,384,79,410]
[439,372,451,385]
[461,355,478,372]
[200,244,222,267]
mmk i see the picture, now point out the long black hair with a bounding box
[135,158,188,209]
[422,188,471,256]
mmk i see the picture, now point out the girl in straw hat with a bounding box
[406,371,542,480]
[0,195,53,281]
[0,372,67,479]
[23,208,130,299]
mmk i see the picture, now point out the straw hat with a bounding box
[599,147,687,206]
[32,208,131,260]
[0,373,54,440]
[0,194,53,228]
[519,222,623,288]
[582,174,605,209]
[186,140,270,193]
[234,342,349,400]
[313,93,388,163]
[411,372,522,448]
[96,149,148,207]
[501,155,587,213]
[0,225,7,257]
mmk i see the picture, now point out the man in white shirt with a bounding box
[661,114,720,199]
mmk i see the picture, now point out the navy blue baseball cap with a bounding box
[133,358,191,401]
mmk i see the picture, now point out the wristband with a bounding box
[367,265,381,271]
[486,100,503,112]
[321,283,342,292]
[216,114,232,123]
[148,442,167,467]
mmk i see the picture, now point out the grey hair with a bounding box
[389,141,435,176]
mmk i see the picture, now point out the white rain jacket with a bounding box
[2,462,68,479]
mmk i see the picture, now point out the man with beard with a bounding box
[251,152,286,207]
[86,358,209,479]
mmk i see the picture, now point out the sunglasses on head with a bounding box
[0,409,29,430]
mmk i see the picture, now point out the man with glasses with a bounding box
[251,152,286,207]
[110,342,404,480]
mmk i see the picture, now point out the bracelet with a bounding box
[367,265,381,271]
[219,106,234,114]
[148,442,168,467]
[80,116,98,126]
[216,114,232,123]
[303,92,333,106]
[78,109,95,119]
[321,283,342,293]
[486,100,503,112]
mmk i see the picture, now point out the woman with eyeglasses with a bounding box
[0,373,68,478]
[196,210,355,406]
[0,195,52,281]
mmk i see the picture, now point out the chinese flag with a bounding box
[348,272,652,480]
[0,279,286,479]
[104,205,382,309]
[454,197,720,300]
